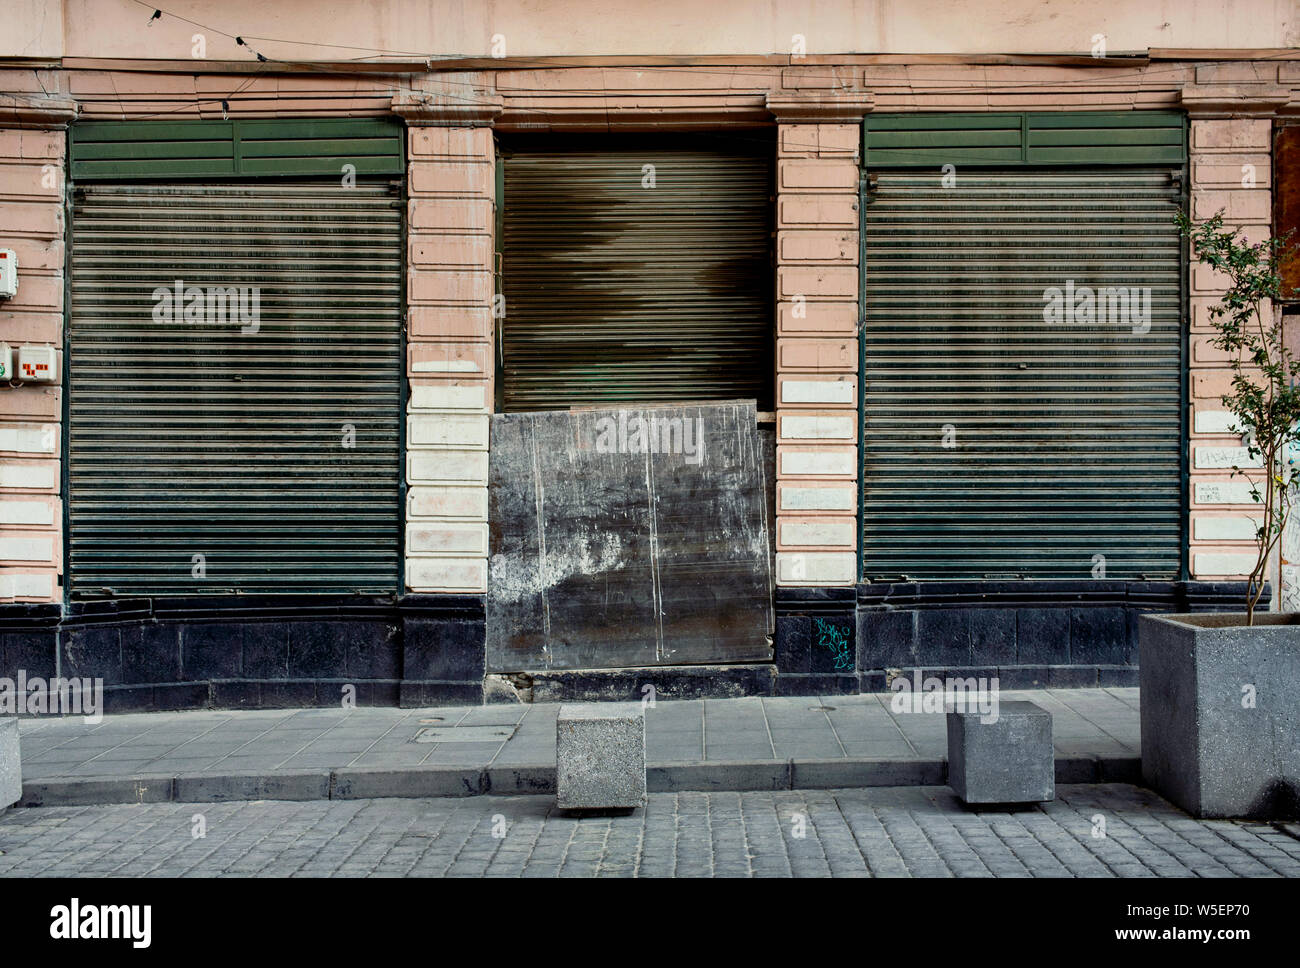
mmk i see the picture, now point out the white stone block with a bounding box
[0,500,54,526]
[1193,552,1257,577]
[781,380,855,405]
[779,485,855,511]
[1194,481,1259,505]
[411,358,479,373]
[780,449,856,476]
[776,551,857,584]
[410,384,488,411]
[0,536,53,562]
[1193,410,1240,435]
[0,572,54,600]
[0,424,54,454]
[779,519,856,548]
[407,450,489,485]
[405,521,489,556]
[0,462,57,490]
[405,557,488,592]
[407,485,489,520]
[1193,517,1260,541]
[1194,446,1263,469]
[407,413,489,449]
[780,415,855,441]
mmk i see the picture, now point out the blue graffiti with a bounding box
[814,618,853,672]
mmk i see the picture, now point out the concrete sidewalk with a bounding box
[12,687,1141,807]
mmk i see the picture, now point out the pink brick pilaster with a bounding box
[0,86,76,603]
[393,91,502,594]
[1181,82,1291,581]
[768,92,872,587]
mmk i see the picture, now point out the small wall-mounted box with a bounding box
[0,343,10,381]
[0,249,15,298]
[17,345,57,383]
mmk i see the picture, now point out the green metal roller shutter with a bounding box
[864,111,1186,168]
[861,168,1184,580]
[70,119,405,180]
[499,139,774,411]
[67,182,404,595]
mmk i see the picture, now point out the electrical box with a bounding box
[17,345,57,383]
[0,249,15,298]
[0,343,10,381]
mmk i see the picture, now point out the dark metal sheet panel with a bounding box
[68,182,403,596]
[861,169,1184,579]
[499,141,774,411]
[486,402,774,670]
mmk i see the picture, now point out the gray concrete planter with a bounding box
[1139,613,1300,819]
[0,718,19,812]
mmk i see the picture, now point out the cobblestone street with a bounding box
[3,784,1299,878]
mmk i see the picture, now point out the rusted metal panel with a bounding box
[498,136,774,412]
[485,400,774,671]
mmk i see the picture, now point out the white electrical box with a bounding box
[0,343,10,381]
[0,249,16,299]
[17,345,57,383]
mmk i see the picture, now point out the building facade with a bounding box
[1,1,1298,709]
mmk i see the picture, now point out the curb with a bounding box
[15,754,1143,807]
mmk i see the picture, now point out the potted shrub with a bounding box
[1138,212,1300,819]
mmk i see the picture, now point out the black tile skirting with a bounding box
[0,594,485,712]
[0,580,1271,709]
[772,580,1268,697]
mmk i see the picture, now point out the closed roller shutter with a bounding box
[70,119,406,180]
[499,139,774,411]
[68,182,403,595]
[861,169,1184,580]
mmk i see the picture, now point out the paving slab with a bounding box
[12,688,1140,806]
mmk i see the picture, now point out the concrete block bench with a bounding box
[557,703,646,810]
[946,700,1054,805]
[1,718,20,811]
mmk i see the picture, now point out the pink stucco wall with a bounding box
[1,1,1297,600]
[7,0,1296,60]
